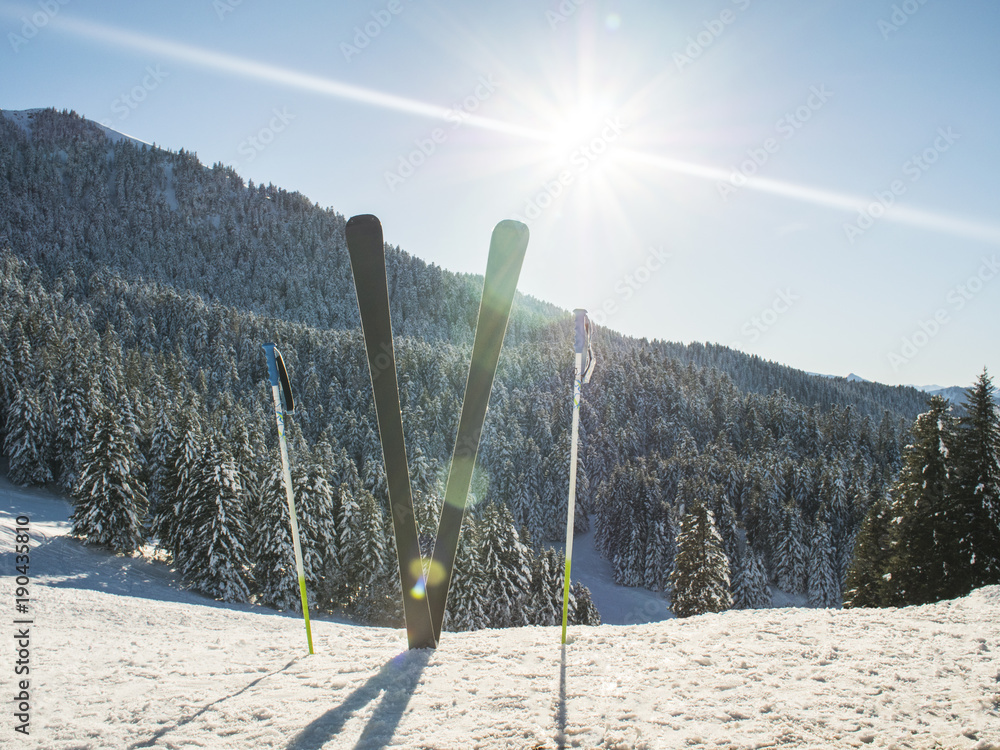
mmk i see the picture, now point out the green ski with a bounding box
[426,219,529,642]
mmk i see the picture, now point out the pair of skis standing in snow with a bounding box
[264,215,592,652]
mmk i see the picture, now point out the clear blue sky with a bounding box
[3,0,998,388]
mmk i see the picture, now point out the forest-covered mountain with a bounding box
[0,108,937,623]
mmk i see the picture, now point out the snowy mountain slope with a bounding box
[908,383,1000,407]
[4,484,999,749]
[1,107,151,146]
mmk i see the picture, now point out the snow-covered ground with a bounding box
[2,479,999,749]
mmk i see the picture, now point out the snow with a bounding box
[0,107,152,147]
[551,532,671,625]
[3,479,999,749]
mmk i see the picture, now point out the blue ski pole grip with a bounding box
[262,344,295,414]
[573,309,588,355]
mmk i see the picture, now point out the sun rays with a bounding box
[31,11,1000,247]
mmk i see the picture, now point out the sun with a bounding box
[545,101,610,157]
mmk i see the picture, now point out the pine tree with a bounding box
[527,547,562,626]
[351,490,401,625]
[150,403,203,562]
[147,404,178,534]
[480,502,531,628]
[4,386,53,486]
[294,457,339,609]
[670,499,732,618]
[843,494,894,608]
[806,521,839,607]
[443,518,487,632]
[0,338,14,447]
[53,359,91,491]
[70,406,147,553]
[774,504,805,595]
[179,434,252,603]
[732,545,771,609]
[949,369,1000,590]
[253,468,299,610]
[570,581,601,625]
[885,396,955,605]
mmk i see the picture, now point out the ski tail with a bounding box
[427,219,529,641]
[345,214,436,650]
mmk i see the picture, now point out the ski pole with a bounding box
[262,343,314,655]
[562,310,594,645]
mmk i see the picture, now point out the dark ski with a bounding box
[427,219,529,641]
[346,214,436,650]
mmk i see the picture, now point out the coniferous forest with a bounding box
[3,107,995,627]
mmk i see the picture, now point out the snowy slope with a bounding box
[3,483,999,749]
[0,107,152,146]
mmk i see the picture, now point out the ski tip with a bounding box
[491,219,529,253]
[346,213,382,232]
[493,218,529,237]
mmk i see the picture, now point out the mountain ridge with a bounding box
[0,106,933,423]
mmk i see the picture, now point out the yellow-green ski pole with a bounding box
[263,343,314,655]
[562,310,594,645]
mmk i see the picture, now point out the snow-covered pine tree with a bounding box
[843,494,894,608]
[670,498,732,618]
[950,368,1000,590]
[774,504,806,595]
[146,403,178,532]
[150,400,203,562]
[732,545,771,609]
[443,516,487,632]
[4,385,53,486]
[806,520,840,607]
[570,581,601,625]
[714,497,741,570]
[179,433,252,603]
[253,467,299,610]
[527,546,562,626]
[351,488,402,625]
[293,457,339,609]
[480,501,531,628]
[53,344,92,491]
[70,405,147,553]
[643,513,671,592]
[538,431,571,542]
[885,395,955,605]
[0,338,14,447]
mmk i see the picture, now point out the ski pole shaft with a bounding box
[562,309,590,645]
[263,344,314,655]
[561,351,583,645]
